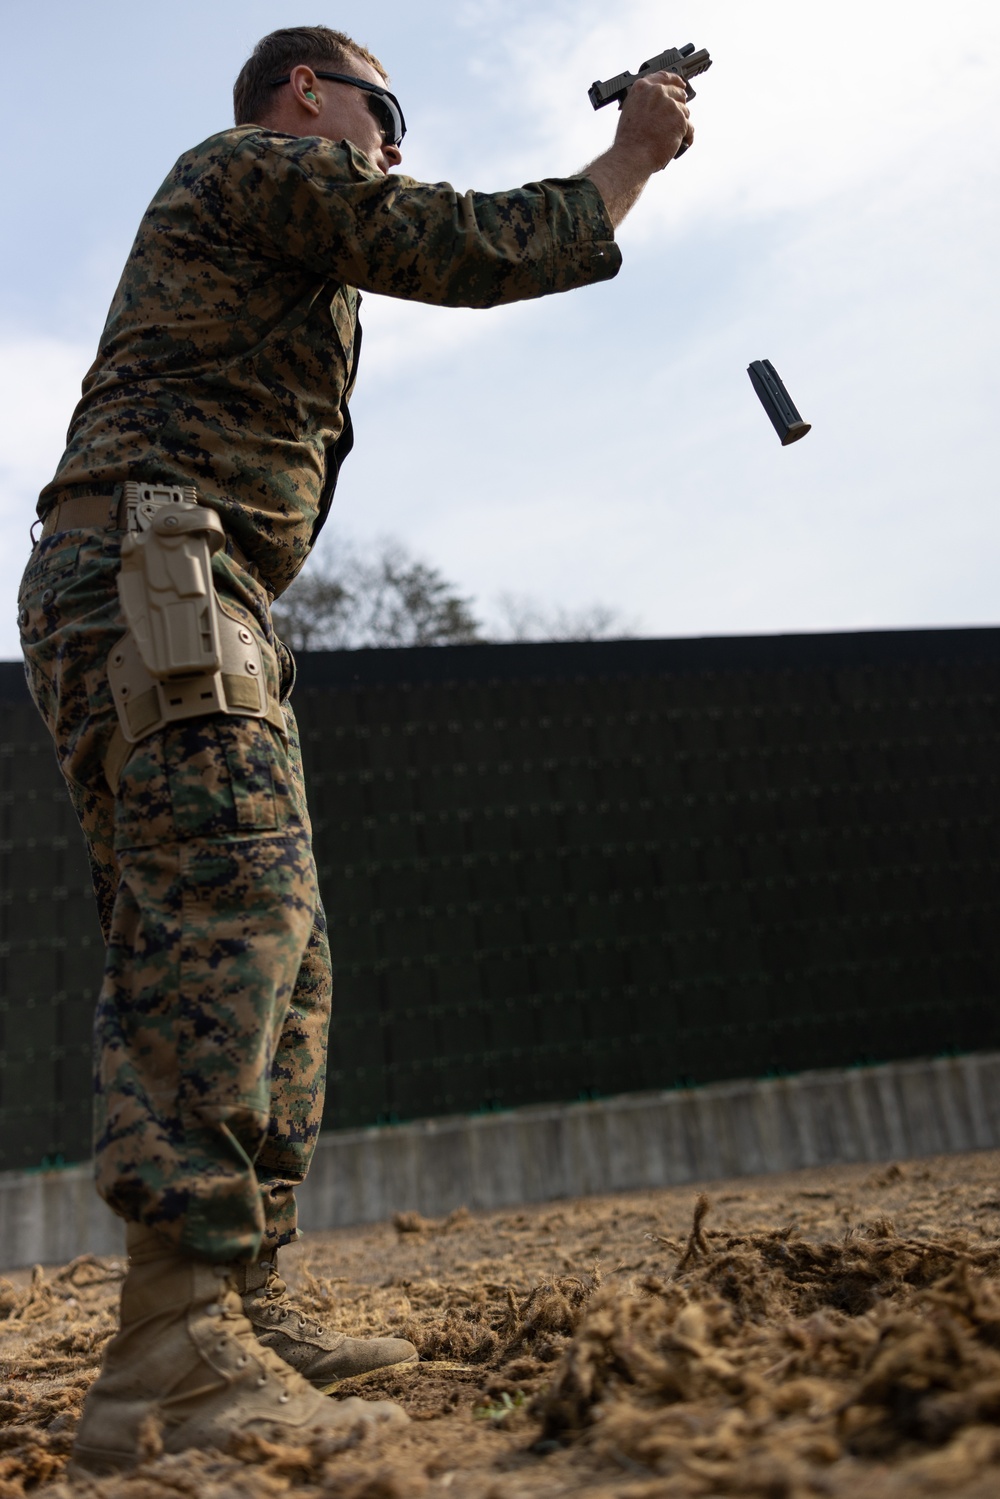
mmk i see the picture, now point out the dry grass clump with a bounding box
[533,1195,1000,1494]
[391,1208,471,1236]
[5,1158,1000,1497]
[0,1259,121,1498]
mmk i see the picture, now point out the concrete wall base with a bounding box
[4,1052,1000,1269]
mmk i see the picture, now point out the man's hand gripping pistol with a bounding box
[589,43,712,157]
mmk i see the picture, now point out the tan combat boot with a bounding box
[233,1255,418,1390]
[71,1225,406,1474]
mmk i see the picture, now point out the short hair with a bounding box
[233,25,388,126]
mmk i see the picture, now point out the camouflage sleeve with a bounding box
[225,131,621,307]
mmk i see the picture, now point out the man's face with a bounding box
[308,56,403,174]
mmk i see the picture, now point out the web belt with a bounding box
[38,491,259,577]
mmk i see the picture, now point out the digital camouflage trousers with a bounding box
[17,525,331,1263]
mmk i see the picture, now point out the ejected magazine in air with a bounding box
[588,43,712,111]
[747,360,812,446]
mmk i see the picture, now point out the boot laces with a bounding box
[254,1262,324,1337]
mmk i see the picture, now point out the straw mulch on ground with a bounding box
[5,1149,1000,1498]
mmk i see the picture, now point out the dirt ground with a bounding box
[6,1150,1000,1498]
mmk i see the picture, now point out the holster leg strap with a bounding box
[104,614,287,792]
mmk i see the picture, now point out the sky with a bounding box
[1,0,998,656]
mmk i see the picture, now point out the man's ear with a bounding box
[289,65,321,113]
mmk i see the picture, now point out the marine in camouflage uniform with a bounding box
[20,94,621,1267]
[17,22,697,1465]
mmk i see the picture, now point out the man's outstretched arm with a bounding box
[582,69,694,227]
[218,65,692,307]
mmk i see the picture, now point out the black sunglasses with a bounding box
[269,71,406,147]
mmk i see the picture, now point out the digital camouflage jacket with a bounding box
[38,127,621,597]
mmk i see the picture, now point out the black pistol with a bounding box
[589,43,712,156]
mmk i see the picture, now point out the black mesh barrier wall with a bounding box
[2,627,999,1170]
[0,694,103,1170]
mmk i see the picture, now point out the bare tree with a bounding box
[272,536,639,651]
[269,570,352,652]
[272,538,482,650]
[491,592,639,642]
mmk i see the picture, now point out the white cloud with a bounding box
[447,0,1000,239]
[355,298,495,381]
[358,0,1000,422]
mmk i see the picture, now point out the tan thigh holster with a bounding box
[106,484,285,779]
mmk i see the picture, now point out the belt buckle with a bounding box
[124,480,199,533]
